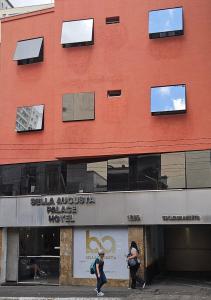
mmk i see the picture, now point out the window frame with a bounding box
[16,104,45,133]
[148,7,184,39]
[62,91,95,122]
[61,18,94,48]
[150,84,187,116]
[13,37,44,65]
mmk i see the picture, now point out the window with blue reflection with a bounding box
[151,84,186,115]
[149,7,183,39]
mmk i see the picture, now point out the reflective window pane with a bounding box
[66,163,87,193]
[86,161,107,192]
[63,92,95,121]
[0,165,22,196]
[186,150,211,188]
[161,152,185,189]
[149,7,183,39]
[45,163,66,194]
[66,161,107,193]
[13,37,43,63]
[16,105,44,132]
[129,155,161,190]
[151,85,186,115]
[108,158,129,191]
[61,19,94,47]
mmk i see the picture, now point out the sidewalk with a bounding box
[0,277,211,300]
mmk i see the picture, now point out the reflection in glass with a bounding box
[161,152,185,189]
[0,165,22,196]
[149,7,183,38]
[19,228,60,284]
[186,150,211,188]
[66,161,107,193]
[151,85,186,115]
[108,158,129,191]
[87,161,107,192]
[45,163,66,194]
[16,105,44,132]
[61,19,94,47]
[129,155,161,190]
[13,37,44,65]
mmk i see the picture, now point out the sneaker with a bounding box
[94,288,98,292]
[97,291,104,297]
[142,282,146,289]
[34,275,40,280]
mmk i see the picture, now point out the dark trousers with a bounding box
[96,271,107,292]
[130,265,145,289]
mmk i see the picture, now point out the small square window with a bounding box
[16,105,44,132]
[61,18,94,48]
[149,7,183,39]
[151,84,186,115]
[63,92,95,121]
[13,37,44,65]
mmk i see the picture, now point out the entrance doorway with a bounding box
[18,227,60,284]
[145,225,211,283]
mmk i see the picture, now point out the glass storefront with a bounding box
[18,228,60,284]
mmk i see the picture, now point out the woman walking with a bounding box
[95,249,107,297]
[127,241,146,289]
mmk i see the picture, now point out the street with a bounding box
[1,276,211,299]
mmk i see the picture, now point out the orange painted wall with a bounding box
[0,0,211,165]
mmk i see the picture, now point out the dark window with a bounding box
[149,7,183,39]
[62,92,95,121]
[20,165,38,194]
[129,155,161,190]
[151,84,186,115]
[107,90,122,98]
[106,16,120,24]
[45,163,66,194]
[13,37,44,65]
[61,18,94,48]
[108,158,129,191]
[0,164,22,196]
[16,105,44,132]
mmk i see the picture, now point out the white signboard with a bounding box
[73,228,129,279]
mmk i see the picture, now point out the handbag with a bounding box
[128,258,138,267]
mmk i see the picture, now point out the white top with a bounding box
[131,247,138,256]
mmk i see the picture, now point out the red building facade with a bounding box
[0,0,211,288]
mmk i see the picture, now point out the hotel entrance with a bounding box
[6,227,60,285]
[18,227,60,284]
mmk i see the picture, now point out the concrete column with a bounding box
[128,226,145,280]
[6,228,19,282]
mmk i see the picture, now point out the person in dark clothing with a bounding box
[95,249,107,297]
[127,241,145,289]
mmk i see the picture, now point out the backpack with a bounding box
[90,259,96,274]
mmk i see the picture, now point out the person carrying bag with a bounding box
[127,241,146,289]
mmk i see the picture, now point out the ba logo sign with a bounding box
[86,230,116,254]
